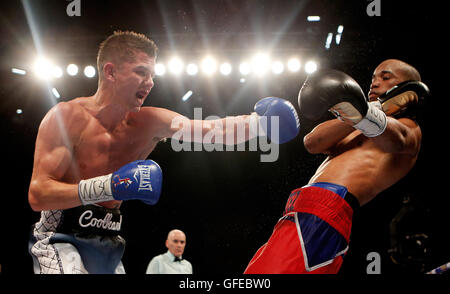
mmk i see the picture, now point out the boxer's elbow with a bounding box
[29,180,45,211]
[303,133,328,154]
[28,179,54,211]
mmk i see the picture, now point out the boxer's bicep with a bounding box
[29,104,81,210]
[371,117,421,155]
[33,104,76,180]
[144,107,191,141]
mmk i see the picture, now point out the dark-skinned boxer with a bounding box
[244,59,429,274]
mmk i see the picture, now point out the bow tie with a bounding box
[174,257,183,262]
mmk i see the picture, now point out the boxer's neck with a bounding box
[92,88,129,131]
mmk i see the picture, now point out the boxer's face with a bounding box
[166,232,186,258]
[368,61,407,101]
[113,51,156,112]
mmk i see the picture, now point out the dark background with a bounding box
[0,0,447,280]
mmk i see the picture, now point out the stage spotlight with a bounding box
[287,58,301,72]
[84,66,96,78]
[305,61,318,74]
[33,57,53,80]
[219,62,232,76]
[251,54,270,76]
[307,16,320,22]
[271,61,284,75]
[155,63,166,76]
[186,63,198,76]
[52,87,61,99]
[168,57,183,75]
[52,66,63,78]
[182,90,193,102]
[11,68,27,75]
[67,64,79,76]
[201,57,217,75]
[325,33,333,49]
[239,62,251,76]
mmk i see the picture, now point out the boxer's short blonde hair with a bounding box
[97,30,158,82]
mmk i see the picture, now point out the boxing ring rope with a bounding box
[426,262,450,274]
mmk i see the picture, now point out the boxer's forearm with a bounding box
[303,119,355,154]
[189,113,257,145]
[220,113,258,145]
[28,178,81,211]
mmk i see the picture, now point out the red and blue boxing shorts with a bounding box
[244,182,360,274]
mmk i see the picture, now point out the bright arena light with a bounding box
[33,57,53,80]
[219,62,232,76]
[155,63,166,76]
[239,62,251,76]
[307,15,321,22]
[11,68,27,75]
[182,90,193,102]
[304,61,318,74]
[201,57,217,75]
[186,63,198,76]
[287,58,301,72]
[84,65,96,78]
[52,66,63,78]
[67,64,79,76]
[271,61,284,74]
[52,87,61,98]
[251,54,271,76]
[168,57,183,75]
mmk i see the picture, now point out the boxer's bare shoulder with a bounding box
[38,98,90,147]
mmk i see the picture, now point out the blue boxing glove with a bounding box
[254,97,300,144]
[78,160,163,205]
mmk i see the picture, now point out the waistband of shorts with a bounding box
[302,182,360,213]
[56,205,122,237]
[286,182,359,239]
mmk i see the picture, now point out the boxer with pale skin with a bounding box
[28,31,300,274]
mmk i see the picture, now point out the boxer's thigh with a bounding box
[30,241,88,274]
[52,243,89,274]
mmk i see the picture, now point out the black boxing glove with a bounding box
[298,69,387,137]
[378,80,430,117]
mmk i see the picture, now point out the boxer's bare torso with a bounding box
[308,118,420,206]
[64,99,169,209]
[304,59,423,206]
[29,92,253,211]
[30,97,177,209]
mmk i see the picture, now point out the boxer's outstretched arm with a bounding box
[148,97,299,145]
[303,119,355,154]
[370,117,421,155]
[28,103,84,211]
[146,107,257,145]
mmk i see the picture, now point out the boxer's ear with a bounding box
[103,62,115,81]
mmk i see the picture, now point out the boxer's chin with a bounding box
[130,106,142,112]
